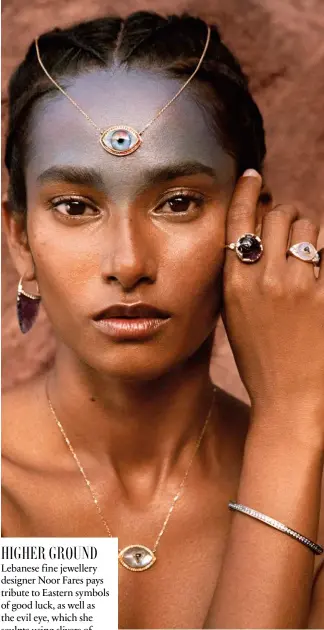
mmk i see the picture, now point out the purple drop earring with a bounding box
[17,276,41,334]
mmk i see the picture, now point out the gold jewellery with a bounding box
[46,383,216,571]
[35,26,211,156]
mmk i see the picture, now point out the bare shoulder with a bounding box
[2,373,61,475]
[1,374,62,536]
[1,378,41,534]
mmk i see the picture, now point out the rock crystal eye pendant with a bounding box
[100,126,142,156]
[118,545,156,571]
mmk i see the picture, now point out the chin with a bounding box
[83,351,185,382]
[57,318,215,381]
[79,334,213,383]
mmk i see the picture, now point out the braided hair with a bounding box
[5,11,268,215]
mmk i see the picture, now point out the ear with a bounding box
[255,182,273,234]
[2,194,36,282]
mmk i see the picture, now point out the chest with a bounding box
[118,538,226,628]
[2,461,236,628]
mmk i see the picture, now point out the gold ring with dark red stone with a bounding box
[225,233,263,263]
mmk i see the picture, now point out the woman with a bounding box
[2,11,324,629]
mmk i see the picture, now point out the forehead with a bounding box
[26,67,235,191]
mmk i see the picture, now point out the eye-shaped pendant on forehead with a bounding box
[34,26,211,157]
[100,126,142,156]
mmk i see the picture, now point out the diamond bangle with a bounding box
[228,502,323,555]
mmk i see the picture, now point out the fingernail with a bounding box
[242,169,261,179]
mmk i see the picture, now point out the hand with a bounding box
[222,169,324,440]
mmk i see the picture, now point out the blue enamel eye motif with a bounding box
[100,126,142,156]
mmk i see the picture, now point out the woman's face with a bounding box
[22,67,236,379]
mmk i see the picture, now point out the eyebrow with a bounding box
[36,165,105,189]
[36,161,218,190]
[144,162,218,184]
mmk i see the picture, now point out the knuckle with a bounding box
[286,270,313,296]
[293,217,319,232]
[229,200,252,224]
[260,272,284,296]
[291,279,310,295]
[267,204,297,221]
[273,203,298,213]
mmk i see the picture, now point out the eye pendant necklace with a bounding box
[46,384,216,572]
[34,26,211,157]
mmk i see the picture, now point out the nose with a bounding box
[101,214,157,291]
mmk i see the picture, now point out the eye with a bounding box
[100,126,142,156]
[155,192,205,216]
[50,197,100,218]
[168,196,197,213]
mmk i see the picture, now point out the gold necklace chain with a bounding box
[46,382,216,571]
[35,27,211,138]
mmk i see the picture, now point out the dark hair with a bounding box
[5,11,268,215]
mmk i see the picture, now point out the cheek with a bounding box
[27,215,101,313]
[161,214,225,313]
[27,207,226,320]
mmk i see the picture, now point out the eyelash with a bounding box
[154,190,205,216]
[47,196,99,220]
[47,190,205,221]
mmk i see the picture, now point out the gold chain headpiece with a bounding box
[34,25,211,156]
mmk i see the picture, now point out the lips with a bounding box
[93,302,170,321]
[92,302,171,340]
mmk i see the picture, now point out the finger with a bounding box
[226,169,263,246]
[261,204,300,261]
[287,217,320,278]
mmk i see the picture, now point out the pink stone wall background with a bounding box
[2,0,324,397]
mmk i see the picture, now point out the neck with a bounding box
[47,336,221,493]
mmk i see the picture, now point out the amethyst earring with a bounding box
[17,276,41,333]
